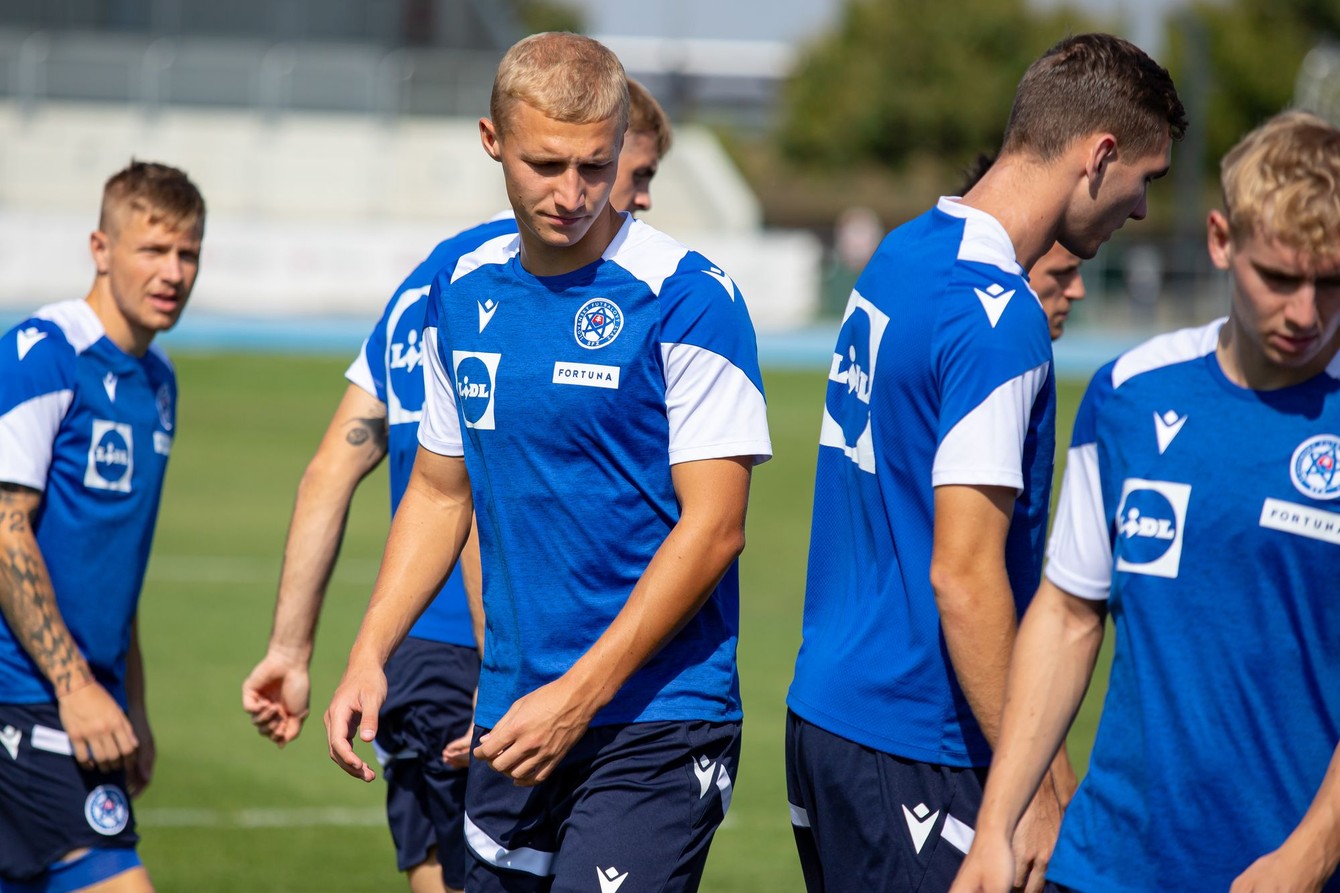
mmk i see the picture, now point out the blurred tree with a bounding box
[779,0,1094,170]
[1170,0,1340,171]
[514,0,585,35]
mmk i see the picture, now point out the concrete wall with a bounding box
[0,101,818,330]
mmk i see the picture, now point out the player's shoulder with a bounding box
[607,217,745,307]
[1107,318,1224,391]
[2,301,102,370]
[444,216,522,286]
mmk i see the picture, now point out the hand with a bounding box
[443,723,474,769]
[125,708,155,797]
[1231,841,1331,893]
[949,830,1016,893]
[1009,779,1062,893]
[473,677,594,786]
[241,651,311,746]
[323,663,387,782]
[57,682,138,773]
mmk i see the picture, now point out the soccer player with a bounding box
[961,153,1087,341]
[324,32,770,893]
[950,109,1340,893]
[0,162,205,893]
[785,34,1185,893]
[241,78,674,893]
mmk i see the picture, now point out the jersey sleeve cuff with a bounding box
[1044,562,1110,601]
[930,467,1024,493]
[669,439,774,467]
[417,430,464,457]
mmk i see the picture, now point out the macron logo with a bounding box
[902,802,940,854]
[103,373,118,403]
[0,725,19,760]
[973,283,1016,328]
[478,297,499,332]
[692,755,716,798]
[703,267,737,301]
[1154,410,1187,455]
[17,327,46,361]
[597,866,629,893]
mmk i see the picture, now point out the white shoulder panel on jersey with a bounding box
[0,391,76,490]
[345,336,378,398]
[661,342,772,466]
[1044,442,1112,600]
[605,217,690,297]
[1111,318,1223,389]
[146,340,173,370]
[33,300,105,354]
[932,360,1050,492]
[1327,345,1340,380]
[417,326,464,456]
[935,197,1025,277]
[450,232,521,285]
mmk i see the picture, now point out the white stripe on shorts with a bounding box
[32,724,73,756]
[942,813,975,854]
[464,812,556,877]
[789,803,811,828]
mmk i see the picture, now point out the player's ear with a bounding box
[89,230,112,275]
[1206,210,1233,271]
[1083,134,1118,197]
[480,117,503,163]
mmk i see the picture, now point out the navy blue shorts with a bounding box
[373,636,480,888]
[786,710,1054,893]
[0,703,139,883]
[464,719,741,893]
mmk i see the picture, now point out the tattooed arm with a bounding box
[242,384,389,745]
[0,482,137,771]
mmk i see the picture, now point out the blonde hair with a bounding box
[490,32,628,138]
[100,160,205,236]
[1221,110,1340,261]
[628,78,672,158]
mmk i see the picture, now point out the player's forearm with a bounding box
[0,485,93,696]
[1280,744,1340,880]
[346,463,473,670]
[560,507,746,715]
[975,580,1105,839]
[460,519,485,656]
[933,561,1018,746]
[267,460,365,660]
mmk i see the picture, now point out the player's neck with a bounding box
[85,284,153,357]
[960,160,1065,270]
[518,205,622,278]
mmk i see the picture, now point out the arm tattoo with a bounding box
[0,484,91,695]
[345,416,388,452]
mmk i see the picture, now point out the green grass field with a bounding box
[132,355,1107,891]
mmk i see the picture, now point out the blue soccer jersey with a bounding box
[0,301,177,708]
[345,215,518,648]
[788,198,1055,767]
[417,215,772,729]
[1046,321,1340,893]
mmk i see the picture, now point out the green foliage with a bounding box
[779,0,1096,170]
[1170,0,1340,172]
[514,0,585,35]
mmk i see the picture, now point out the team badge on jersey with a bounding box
[84,785,130,835]
[85,420,134,493]
[452,351,501,430]
[1290,434,1340,500]
[819,290,890,474]
[1114,478,1191,578]
[574,298,623,349]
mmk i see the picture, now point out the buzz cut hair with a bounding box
[490,32,629,139]
[1220,110,1340,262]
[99,160,205,236]
[627,77,673,159]
[1001,33,1187,162]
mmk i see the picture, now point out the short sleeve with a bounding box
[0,320,76,491]
[345,300,394,402]
[658,260,771,466]
[417,279,463,456]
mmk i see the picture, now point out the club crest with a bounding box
[1291,434,1340,500]
[574,298,623,350]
